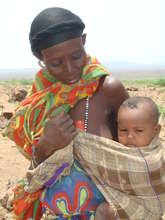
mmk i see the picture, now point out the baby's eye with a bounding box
[136,129,143,133]
[119,128,127,132]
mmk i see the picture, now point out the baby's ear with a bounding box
[155,124,161,135]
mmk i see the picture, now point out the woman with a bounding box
[5,7,128,219]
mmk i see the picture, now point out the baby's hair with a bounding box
[120,96,160,123]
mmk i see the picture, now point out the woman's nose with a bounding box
[64,59,73,74]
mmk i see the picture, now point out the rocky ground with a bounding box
[0,83,164,219]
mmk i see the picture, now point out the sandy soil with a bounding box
[0,83,164,219]
[0,85,31,194]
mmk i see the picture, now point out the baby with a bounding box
[117,96,161,148]
[95,96,161,220]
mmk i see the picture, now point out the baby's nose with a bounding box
[128,133,133,139]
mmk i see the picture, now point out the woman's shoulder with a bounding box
[102,75,127,97]
[99,74,129,109]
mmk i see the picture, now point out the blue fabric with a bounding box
[41,160,104,219]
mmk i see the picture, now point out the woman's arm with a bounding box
[103,75,129,141]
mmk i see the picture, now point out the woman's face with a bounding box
[41,35,87,84]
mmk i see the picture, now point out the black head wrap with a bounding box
[29,7,85,58]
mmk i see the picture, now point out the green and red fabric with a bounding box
[13,180,42,220]
[4,55,109,219]
[5,56,108,159]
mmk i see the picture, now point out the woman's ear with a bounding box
[38,60,46,68]
[82,34,87,45]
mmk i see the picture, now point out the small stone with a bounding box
[126,87,138,91]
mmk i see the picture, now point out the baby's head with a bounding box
[117,96,161,147]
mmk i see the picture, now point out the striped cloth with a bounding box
[23,131,165,219]
[74,131,165,220]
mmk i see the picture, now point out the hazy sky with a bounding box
[0,0,165,69]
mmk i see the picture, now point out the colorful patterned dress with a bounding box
[41,160,104,219]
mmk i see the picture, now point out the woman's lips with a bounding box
[67,78,80,84]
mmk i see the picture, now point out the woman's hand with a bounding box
[35,111,77,164]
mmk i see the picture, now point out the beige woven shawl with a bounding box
[24,131,165,219]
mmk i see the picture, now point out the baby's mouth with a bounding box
[126,144,136,148]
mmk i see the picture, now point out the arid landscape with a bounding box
[0,79,164,219]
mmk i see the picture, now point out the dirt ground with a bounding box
[0,83,164,219]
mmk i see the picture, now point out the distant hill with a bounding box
[103,61,165,79]
[103,60,165,71]
[0,61,164,80]
[0,68,37,80]
[110,69,165,80]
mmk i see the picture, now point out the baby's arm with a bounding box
[95,201,116,220]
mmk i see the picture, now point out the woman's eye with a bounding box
[49,60,62,67]
[72,51,82,59]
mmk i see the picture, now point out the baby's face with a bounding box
[117,105,160,148]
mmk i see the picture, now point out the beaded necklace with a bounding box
[84,96,89,132]
[75,96,89,132]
